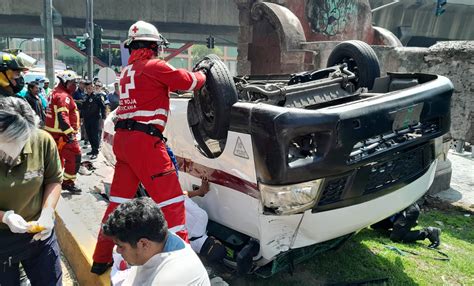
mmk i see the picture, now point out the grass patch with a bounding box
[228,208,473,286]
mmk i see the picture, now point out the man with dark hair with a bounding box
[81,81,106,159]
[103,197,210,286]
[107,81,120,111]
[73,80,86,101]
[24,81,46,125]
[43,78,51,97]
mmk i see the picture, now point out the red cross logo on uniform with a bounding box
[131,26,139,34]
[119,65,135,99]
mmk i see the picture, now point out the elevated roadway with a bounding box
[0,0,239,45]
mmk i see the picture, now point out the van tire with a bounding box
[327,40,380,89]
[194,54,238,140]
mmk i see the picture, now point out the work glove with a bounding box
[32,207,55,241]
[2,211,29,233]
[193,60,214,75]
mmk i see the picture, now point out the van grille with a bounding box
[318,177,348,206]
[364,146,429,194]
[348,119,439,164]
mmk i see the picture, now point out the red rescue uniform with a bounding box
[44,84,81,186]
[92,49,206,264]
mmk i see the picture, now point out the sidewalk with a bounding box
[56,141,111,286]
[433,150,474,212]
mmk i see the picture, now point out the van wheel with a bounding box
[194,54,238,140]
[327,40,380,89]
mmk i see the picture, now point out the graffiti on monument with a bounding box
[306,0,357,36]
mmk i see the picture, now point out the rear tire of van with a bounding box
[327,40,381,90]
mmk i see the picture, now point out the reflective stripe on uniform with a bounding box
[109,196,132,204]
[137,119,166,126]
[165,62,176,71]
[63,173,76,180]
[108,195,184,208]
[63,127,74,134]
[169,224,186,233]
[56,107,69,113]
[117,108,168,119]
[44,125,74,135]
[187,72,197,91]
[156,195,185,208]
[46,103,76,135]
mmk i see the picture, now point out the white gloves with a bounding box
[32,207,55,241]
[2,210,29,233]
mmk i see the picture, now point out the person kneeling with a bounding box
[371,203,441,248]
[103,197,210,286]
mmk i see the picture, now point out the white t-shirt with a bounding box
[120,233,210,286]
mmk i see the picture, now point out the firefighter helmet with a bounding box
[57,70,79,83]
[123,20,163,47]
[0,52,29,72]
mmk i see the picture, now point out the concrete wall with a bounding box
[302,41,474,143]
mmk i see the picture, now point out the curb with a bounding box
[55,197,111,286]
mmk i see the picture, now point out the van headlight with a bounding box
[260,179,323,215]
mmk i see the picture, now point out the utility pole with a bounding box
[86,0,94,79]
[44,0,55,83]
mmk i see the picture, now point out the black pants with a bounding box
[371,203,427,243]
[0,231,62,286]
[84,118,101,154]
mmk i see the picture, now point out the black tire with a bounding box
[194,54,238,140]
[327,40,380,89]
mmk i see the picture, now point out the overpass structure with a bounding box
[0,0,240,45]
[370,0,474,45]
[1,0,472,47]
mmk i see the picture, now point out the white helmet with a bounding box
[124,20,163,47]
[57,70,79,83]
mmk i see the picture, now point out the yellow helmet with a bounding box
[0,52,29,72]
[57,70,79,83]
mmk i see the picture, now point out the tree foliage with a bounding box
[191,45,223,66]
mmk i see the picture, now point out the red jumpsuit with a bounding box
[44,84,81,186]
[93,49,206,264]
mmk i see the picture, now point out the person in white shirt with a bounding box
[102,197,210,286]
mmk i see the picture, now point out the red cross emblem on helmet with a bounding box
[124,21,162,47]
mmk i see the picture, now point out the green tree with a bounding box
[191,45,223,66]
[96,48,122,67]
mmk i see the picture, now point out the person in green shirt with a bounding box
[0,96,63,285]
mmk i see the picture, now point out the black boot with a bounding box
[200,236,226,263]
[91,262,112,275]
[237,239,259,275]
[62,184,82,194]
[426,227,441,248]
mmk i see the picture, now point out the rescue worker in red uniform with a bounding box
[91,20,207,275]
[44,70,82,194]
